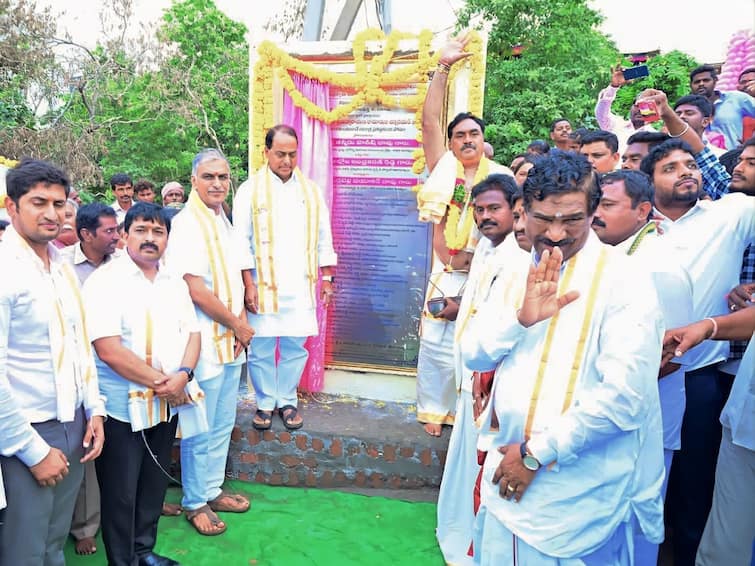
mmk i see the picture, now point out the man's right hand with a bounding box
[29,447,69,488]
[439,33,473,67]
[637,88,672,117]
[610,64,626,88]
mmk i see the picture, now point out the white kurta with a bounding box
[654,192,755,370]
[437,234,530,566]
[233,168,337,337]
[463,232,666,558]
[164,204,246,379]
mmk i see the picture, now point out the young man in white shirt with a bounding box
[84,202,200,566]
[0,158,105,566]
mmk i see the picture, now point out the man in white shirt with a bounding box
[592,169,695,565]
[84,202,200,566]
[436,174,528,565]
[164,149,254,536]
[59,201,121,555]
[463,152,665,564]
[640,136,755,565]
[234,125,337,431]
[110,173,134,223]
[0,158,106,566]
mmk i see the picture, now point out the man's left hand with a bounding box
[491,443,536,503]
[81,415,105,463]
[321,281,335,307]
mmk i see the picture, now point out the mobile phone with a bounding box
[427,297,446,317]
[623,65,649,81]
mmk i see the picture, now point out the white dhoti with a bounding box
[436,389,478,565]
[473,506,634,566]
[416,326,456,425]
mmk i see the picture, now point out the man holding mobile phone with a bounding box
[594,64,656,155]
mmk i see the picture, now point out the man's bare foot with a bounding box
[161,502,182,516]
[74,536,97,555]
[423,423,442,437]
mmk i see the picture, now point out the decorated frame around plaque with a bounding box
[249,29,486,380]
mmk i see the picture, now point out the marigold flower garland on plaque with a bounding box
[250,29,484,180]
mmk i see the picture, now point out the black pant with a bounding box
[96,417,177,566]
[667,365,734,566]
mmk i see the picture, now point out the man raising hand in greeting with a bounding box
[462,151,666,564]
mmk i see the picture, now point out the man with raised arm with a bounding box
[415,34,512,436]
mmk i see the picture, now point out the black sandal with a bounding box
[278,405,303,430]
[252,409,273,430]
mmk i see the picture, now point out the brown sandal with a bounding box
[208,491,250,513]
[185,504,227,536]
[278,405,303,430]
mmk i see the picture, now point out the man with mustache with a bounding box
[548,118,573,151]
[110,173,134,224]
[640,135,755,565]
[579,130,620,173]
[52,199,79,248]
[83,202,200,566]
[689,64,755,150]
[436,173,528,565]
[463,151,666,564]
[416,34,513,437]
[621,131,669,171]
[59,202,121,556]
[233,125,337,432]
[164,149,254,536]
[592,169,695,565]
[0,158,106,565]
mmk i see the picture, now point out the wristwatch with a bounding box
[520,441,541,471]
[322,275,335,283]
[178,367,195,382]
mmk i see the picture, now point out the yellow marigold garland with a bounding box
[250,29,485,178]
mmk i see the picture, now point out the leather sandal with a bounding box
[185,504,227,536]
[278,405,303,430]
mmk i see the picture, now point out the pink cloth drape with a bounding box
[282,72,333,392]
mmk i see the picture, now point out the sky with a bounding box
[40,0,753,64]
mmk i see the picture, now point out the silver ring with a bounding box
[730,304,737,311]
[507,484,516,493]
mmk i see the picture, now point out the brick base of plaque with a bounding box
[219,393,449,492]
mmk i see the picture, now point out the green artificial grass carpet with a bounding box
[64,481,444,566]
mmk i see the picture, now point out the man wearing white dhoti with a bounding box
[463,152,666,565]
[416,34,513,436]
[234,125,337,432]
[436,174,529,565]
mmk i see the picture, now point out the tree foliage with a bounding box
[457,0,620,161]
[0,0,249,195]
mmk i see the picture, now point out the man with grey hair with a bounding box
[164,148,255,536]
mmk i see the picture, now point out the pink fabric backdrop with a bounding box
[282,72,333,392]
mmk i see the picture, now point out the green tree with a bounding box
[158,0,249,177]
[457,0,619,161]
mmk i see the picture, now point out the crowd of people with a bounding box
[0,34,753,566]
[421,37,754,566]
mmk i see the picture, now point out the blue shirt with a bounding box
[710,90,755,150]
